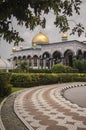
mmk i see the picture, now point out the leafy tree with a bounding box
[0,0,82,45]
[73,58,86,72]
[17,61,29,72]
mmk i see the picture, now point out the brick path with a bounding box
[14,83,86,130]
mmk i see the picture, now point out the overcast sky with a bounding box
[0,0,86,59]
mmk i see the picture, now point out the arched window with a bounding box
[33,55,38,66]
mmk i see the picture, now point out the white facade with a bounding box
[12,40,86,69]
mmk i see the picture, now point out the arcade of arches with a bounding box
[13,49,86,69]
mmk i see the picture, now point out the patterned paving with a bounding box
[14,83,86,130]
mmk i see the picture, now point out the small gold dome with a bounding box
[20,46,23,50]
[12,47,16,52]
[62,33,68,39]
[32,32,49,46]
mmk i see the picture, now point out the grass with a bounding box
[11,87,25,93]
[0,87,25,103]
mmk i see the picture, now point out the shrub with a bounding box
[0,72,12,97]
[10,73,59,87]
[10,73,86,88]
[73,58,86,73]
[64,66,78,73]
[10,73,32,87]
[29,68,52,73]
[51,64,65,73]
[51,64,78,73]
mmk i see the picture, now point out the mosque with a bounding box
[12,32,86,69]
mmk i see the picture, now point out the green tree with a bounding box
[73,58,86,72]
[17,61,29,72]
[0,0,82,45]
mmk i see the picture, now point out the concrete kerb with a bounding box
[0,97,7,130]
[60,83,86,109]
[0,88,28,130]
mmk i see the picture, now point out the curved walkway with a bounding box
[0,91,29,130]
[1,82,86,130]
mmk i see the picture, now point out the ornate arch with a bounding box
[64,49,74,66]
[33,55,38,66]
[13,56,17,61]
[42,51,51,59]
[52,51,62,64]
[22,55,26,60]
[27,55,32,66]
[76,49,83,59]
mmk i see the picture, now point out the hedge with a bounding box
[0,72,12,97]
[10,73,58,87]
[10,73,86,88]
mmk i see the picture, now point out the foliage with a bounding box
[28,68,52,73]
[51,64,65,73]
[17,61,29,72]
[10,67,52,73]
[10,73,58,87]
[10,73,86,88]
[11,87,25,93]
[0,72,12,97]
[73,58,86,72]
[10,73,32,88]
[0,0,82,45]
[70,23,84,37]
[51,64,78,73]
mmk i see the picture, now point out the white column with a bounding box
[37,59,40,69]
[61,56,64,64]
[53,59,55,66]
[49,59,52,68]
[43,59,46,68]
[31,58,34,68]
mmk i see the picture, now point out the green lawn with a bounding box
[11,87,25,93]
[0,87,25,103]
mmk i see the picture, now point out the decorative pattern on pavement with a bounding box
[14,83,86,130]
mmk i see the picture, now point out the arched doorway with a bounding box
[42,52,50,68]
[64,50,74,66]
[13,56,17,67]
[27,55,31,67]
[52,51,61,65]
[76,49,83,59]
[17,56,22,65]
[22,55,26,61]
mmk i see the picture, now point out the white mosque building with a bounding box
[12,32,86,69]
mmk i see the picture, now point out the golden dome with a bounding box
[62,33,68,39]
[12,47,16,52]
[20,45,23,50]
[32,32,49,46]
